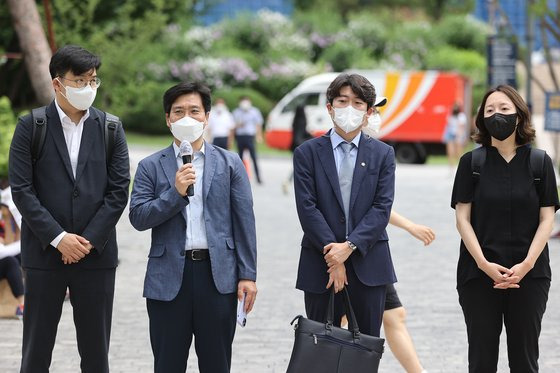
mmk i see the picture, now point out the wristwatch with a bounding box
[346,241,357,252]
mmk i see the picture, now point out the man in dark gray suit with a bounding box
[129,82,257,373]
[9,45,130,373]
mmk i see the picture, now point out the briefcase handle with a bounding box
[326,288,361,339]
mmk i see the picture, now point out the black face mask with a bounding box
[483,113,517,141]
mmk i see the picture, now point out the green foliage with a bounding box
[424,46,486,84]
[433,15,489,53]
[319,41,371,71]
[1,0,489,135]
[0,97,16,179]
[104,80,172,134]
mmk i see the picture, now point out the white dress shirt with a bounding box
[208,109,235,138]
[50,100,90,248]
[173,142,209,250]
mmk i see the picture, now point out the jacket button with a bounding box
[73,190,79,198]
[180,250,186,256]
[340,216,345,223]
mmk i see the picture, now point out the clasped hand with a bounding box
[323,242,353,293]
[59,233,92,264]
[481,261,532,289]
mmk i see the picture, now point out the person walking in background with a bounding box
[443,102,468,167]
[129,82,257,373]
[340,210,434,373]
[383,211,433,373]
[233,96,263,184]
[8,45,130,373]
[0,187,24,318]
[293,73,396,338]
[207,97,235,150]
[452,85,558,372]
[282,104,311,194]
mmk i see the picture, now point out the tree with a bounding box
[7,0,53,105]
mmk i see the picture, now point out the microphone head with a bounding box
[179,140,193,156]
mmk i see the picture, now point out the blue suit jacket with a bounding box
[293,131,397,293]
[129,142,257,301]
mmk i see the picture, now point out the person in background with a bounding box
[233,96,264,184]
[207,97,235,150]
[452,85,558,372]
[0,187,24,318]
[282,104,311,194]
[443,102,468,167]
[383,211,433,373]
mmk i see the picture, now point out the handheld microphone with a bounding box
[179,140,194,197]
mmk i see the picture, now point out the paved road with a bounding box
[1,148,559,372]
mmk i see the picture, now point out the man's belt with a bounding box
[183,249,209,261]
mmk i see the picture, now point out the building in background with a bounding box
[473,0,559,51]
[196,0,293,25]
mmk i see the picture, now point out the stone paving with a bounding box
[1,146,559,372]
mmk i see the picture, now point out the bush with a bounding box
[319,41,373,71]
[434,15,489,54]
[424,46,486,84]
[0,96,16,179]
[382,21,438,69]
[254,59,316,101]
[105,81,173,134]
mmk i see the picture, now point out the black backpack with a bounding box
[471,146,546,196]
[30,106,121,165]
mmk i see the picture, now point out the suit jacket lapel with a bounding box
[46,103,74,182]
[317,134,345,213]
[349,135,371,211]
[203,142,216,201]
[160,145,187,222]
[75,109,99,182]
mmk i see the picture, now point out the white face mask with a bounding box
[368,113,382,133]
[214,103,226,113]
[57,78,97,111]
[240,100,251,110]
[170,116,205,143]
[332,106,366,133]
[362,112,381,137]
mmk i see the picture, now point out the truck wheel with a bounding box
[395,143,426,164]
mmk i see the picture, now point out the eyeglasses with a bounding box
[58,76,101,89]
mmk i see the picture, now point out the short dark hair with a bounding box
[473,85,535,146]
[49,45,101,79]
[326,74,376,109]
[163,82,212,114]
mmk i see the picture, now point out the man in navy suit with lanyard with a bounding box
[293,73,396,337]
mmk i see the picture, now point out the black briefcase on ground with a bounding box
[286,288,385,373]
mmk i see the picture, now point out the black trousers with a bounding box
[213,136,229,150]
[304,262,386,337]
[458,277,550,373]
[235,135,261,183]
[0,256,24,297]
[20,267,115,373]
[147,257,237,373]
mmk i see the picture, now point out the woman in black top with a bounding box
[451,85,559,373]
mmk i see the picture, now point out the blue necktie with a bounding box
[338,142,355,234]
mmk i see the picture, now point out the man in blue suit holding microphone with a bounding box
[293,73,396,337]
[129,82,257,373]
